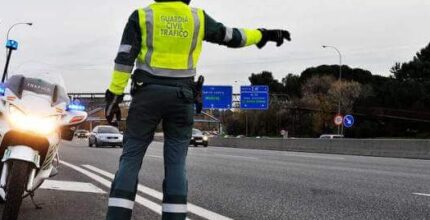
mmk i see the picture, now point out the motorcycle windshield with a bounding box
[5,72,69,115]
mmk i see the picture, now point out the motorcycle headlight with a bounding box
[9,105,58,135]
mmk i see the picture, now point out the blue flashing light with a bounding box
[0,83,6,96]
[6,40,18,50]
[67,104,85,111]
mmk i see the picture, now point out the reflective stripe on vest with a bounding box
[136,3,204,78]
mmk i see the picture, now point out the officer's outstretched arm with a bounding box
[108,10,142,96]
[203,11,291,49]
[105,10,141,125]
[203,12,261,48]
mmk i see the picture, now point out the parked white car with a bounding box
[88,125,123,148]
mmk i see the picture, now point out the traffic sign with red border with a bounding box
[334,114,343,126]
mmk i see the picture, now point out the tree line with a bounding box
[218,42,430,138]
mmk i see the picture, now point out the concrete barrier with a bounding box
[209,137,430,160]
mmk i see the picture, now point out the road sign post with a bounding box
[245,111,248,137]
[202,86,233,110]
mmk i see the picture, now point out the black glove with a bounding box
[257,29,291,49]
[105,89,124,126]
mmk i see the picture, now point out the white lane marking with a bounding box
[40,180,105,194]
[282,152,345,160]
[264,160,430,179]
[147,155,163,159]
[82,164,233,220]
[60,161,163,216]
[207,153,257,160]
[82,165,163,198]
[413,193,430,197]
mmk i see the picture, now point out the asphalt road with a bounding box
[1,139,429,220]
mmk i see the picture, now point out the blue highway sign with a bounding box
[343,115,355,128]
[240,86,269,110]
[202,86,232,109]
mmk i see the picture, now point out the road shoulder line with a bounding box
[413,193,430,197]
[60,161,163,216]
[82,164,233,220]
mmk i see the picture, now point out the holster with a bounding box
[130,79,139,97]
[130,71,204,114]
[194,75,204,114]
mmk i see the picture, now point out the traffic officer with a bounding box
[104,0,291,219]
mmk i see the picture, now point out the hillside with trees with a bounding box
[220,42,430,138]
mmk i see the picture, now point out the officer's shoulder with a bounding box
[128,10,140,20]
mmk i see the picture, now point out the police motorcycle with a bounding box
[0,72,87,219]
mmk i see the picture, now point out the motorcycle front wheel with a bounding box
[2,160,31,220]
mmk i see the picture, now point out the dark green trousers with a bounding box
[107,84,194,220]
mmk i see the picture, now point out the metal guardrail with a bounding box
[209,137,430,160]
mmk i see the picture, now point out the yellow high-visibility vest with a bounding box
[136,2,205,78]
[108,2,263,95]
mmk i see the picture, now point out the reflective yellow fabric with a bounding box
[137,2,204,72]
[152,4,192,69]
[244,29,263,46]
[108,71,131,95]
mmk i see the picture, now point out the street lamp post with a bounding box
[2,22,33,82]
[322,45,343,134]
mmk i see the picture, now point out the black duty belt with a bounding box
[131,70,194,91]
[131,70,205,114]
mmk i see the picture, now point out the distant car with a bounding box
[319,134,344,139]
[74,129,90,138]
[88,126,123,148]
[236,135,245,138]
[190,129,208,147]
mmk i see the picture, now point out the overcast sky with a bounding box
[1,0,429,92]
